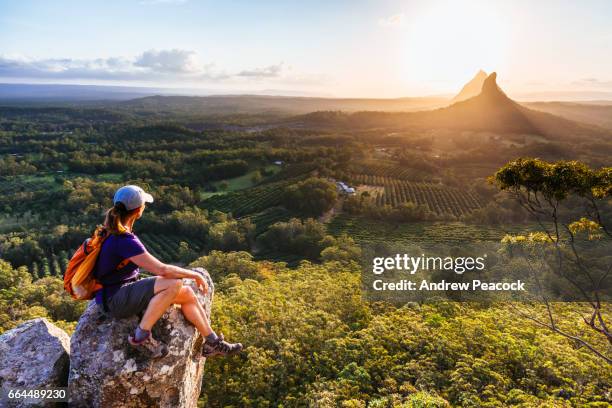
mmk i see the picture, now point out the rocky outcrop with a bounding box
[68,268,214,408]
[0,318,71,408]
[451,69,487,103]
[479,72,511,102]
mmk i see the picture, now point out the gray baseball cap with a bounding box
[113,185,154,211]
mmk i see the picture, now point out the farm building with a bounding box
[336,181,356,195]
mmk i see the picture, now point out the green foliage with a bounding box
[0,156,37,176]
[320,234,362,264]
[164,207,211,239]
[257,217,327,259]
[207,215,254,252]
[0,259,85,334]
[178,241,196,263]
[206,159,249,181]
[199,260,610,406]
[190,250,272,283]
[0,236,44,267]
[402,392,451,408]
[257,218,359,261]
[283,177,338,217]
[493,158,610,201]
[493,158,611,359]
[250,170,263,184]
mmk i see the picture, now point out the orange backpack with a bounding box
[64,226,133,300]
[63,226,108,300]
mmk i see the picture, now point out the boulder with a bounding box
[0,318,71,408]
[68,268,214,408]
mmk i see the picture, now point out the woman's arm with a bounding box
[130,251,208,293]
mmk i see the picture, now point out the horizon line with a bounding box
[2,81,612,103]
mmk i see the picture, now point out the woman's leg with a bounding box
[173,285,243,356]
[172,286,213,336]
[138,277,183,331]
[135,277,242,356]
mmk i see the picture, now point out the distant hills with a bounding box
[523,101,612,130]
[0,83,160,101]
[1,80,612,131]
[115,94,448,115]
[297,72,611,139]
[0,83,449,113]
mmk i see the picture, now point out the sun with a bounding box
[401,0,512,92]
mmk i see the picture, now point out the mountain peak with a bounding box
[451,70,488,103]
[479,72,511,102]
[481,72,498,93]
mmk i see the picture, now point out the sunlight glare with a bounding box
[402,0,512,92]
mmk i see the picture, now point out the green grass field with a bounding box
[212,165,281,192]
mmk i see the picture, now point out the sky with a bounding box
[0,0,611,98]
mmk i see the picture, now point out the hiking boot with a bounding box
[128,332,169,359]
[202,333,243,358]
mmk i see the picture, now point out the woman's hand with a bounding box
[131,252,209,294]
[193,273,209,294]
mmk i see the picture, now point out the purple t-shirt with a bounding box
[94,232,146,304]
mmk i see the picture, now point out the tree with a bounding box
[493,158,611,362]
[250,170,263,184]
[190,250,261,282]
[208,218,255,252]
[257,218,330,260]
[283,177,338,217]
[0,236,45,268]
[320,234,362,264]
[0,259,85,334]
[178,241,196,264]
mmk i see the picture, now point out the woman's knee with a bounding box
[180,286,197,302]
[155,277,183,296]
[169,278,183,294]
[173,286,197,304]
[154,277,183,294]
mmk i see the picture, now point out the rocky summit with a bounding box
[451,69,488,103]
[68,268,214,408]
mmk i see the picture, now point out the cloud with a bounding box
[0,52,319,85]
[0,55,137,80]
[378,13,405,28]
[0,51,228,82]
[134,49,199,74]
[237,63,284,79]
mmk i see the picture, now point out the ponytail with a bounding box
[104,202,140,234]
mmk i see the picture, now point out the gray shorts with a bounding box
[105,277,157,319]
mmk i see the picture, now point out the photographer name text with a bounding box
[372,279,525,291]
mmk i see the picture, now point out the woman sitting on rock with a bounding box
[93,185,243,358]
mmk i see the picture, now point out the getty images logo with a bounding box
[372,254,487,275]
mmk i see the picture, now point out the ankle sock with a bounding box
[205,332,219,343]
[134,326,151,343]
